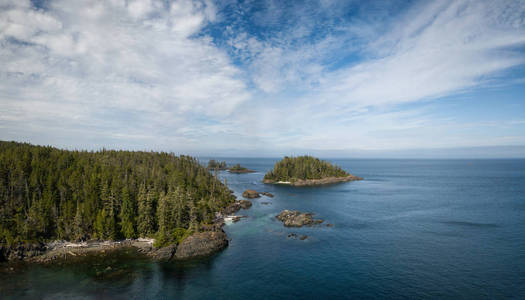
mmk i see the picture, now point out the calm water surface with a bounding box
[1,159,524,299]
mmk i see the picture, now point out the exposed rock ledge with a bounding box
[264,175,362,186]
[276,210,324,227]
[174,231,228,259]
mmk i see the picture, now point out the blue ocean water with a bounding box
[1,159,524,299]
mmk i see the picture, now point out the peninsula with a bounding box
[0,141,248,262]
[263,156,362,186]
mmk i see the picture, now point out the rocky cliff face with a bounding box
[175,231,228,259]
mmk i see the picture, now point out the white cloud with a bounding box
[0,0,249,149]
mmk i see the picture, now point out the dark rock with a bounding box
[260,202,272,205]
[260,192,274,198]
[175,231,228,260]
[326,223,334,227]
[0,242,46,261]
[299,235,308,240]
[287,233,297,238]
[223,200,252,215]
[232,216,247,222]
[239,200,252,209]
[276,210,314,227]
[148,244,177,261]
[276,210,323,227]
[223,202,241,215]
[242,189,260,198]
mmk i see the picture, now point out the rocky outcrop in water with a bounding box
[276,210,324,227]
[242,189,260,198]
[175,231,228,259]
[223,200,252,215]
[260,192,274,197]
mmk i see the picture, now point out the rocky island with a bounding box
[276,210,324,227]
[263,155,362,186]
[0,141,249,263]
[228,163,256,174]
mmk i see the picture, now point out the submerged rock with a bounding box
[299,235,308,240]
[175,231,228,260]
[276,210,323,227]
[242,189,261,198]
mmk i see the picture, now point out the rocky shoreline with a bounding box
[263,174,363,186]
[0,199,253,264]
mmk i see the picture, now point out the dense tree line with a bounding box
[229,164,247,171]
[207,160,227,170]
[264,156,349,181]
[0,141,235,246]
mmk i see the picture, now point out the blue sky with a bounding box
[0,0,524,157]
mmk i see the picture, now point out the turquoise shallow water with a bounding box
[1,159,524,299]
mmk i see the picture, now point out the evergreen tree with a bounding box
[119,186,136,239]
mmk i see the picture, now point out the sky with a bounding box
[0,0,524,158]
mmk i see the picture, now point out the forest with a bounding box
[207,160,227,170]
[0,141,235,247]
[264,156,350,182]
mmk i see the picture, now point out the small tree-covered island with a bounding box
[228,163,256,174]
[0,141,252,263]
[263,156,363,186]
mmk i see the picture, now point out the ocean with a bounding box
[1,159,524,299]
